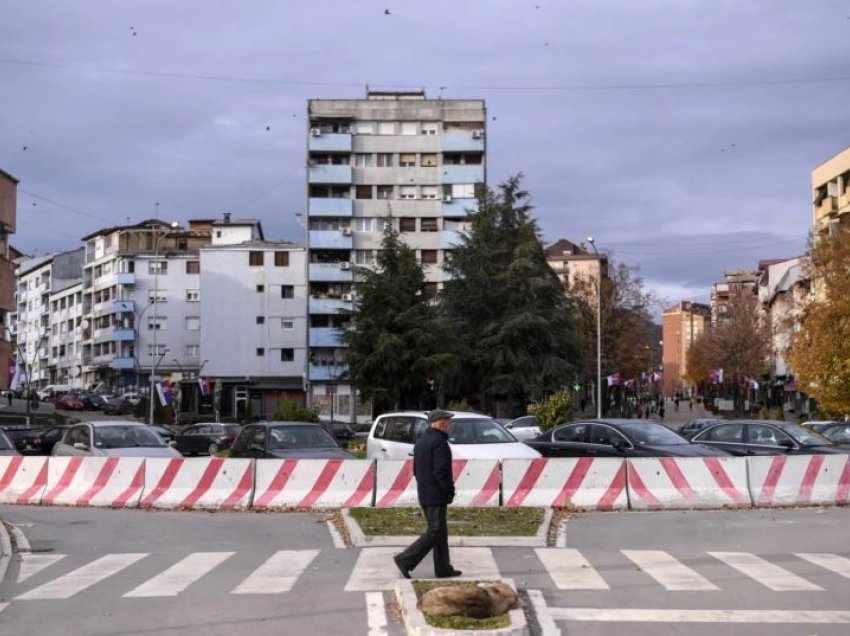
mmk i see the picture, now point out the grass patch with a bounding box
[412,580,511,630]
[349,507,544,536]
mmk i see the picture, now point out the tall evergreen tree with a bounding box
[440,175,578,414]
[339,223,454,414]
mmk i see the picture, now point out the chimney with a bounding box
[222,212,231,224]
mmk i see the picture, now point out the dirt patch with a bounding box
[412,580,512,630]
[348,507,545,537]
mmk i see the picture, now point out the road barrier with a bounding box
[748,455,850,507]
[41,456,145,507]
[374,459,501,507]
[627,457,751,510]
[253,458,375,509]
[140,457,254,510]
[0,456,48,505]
[502,458,628,510]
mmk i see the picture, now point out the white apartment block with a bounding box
[306,91,486,421]
[49,280,84,388]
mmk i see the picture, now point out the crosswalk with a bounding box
[5,547,850,601]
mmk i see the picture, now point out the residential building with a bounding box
[199,216,308,420]
[710,270,759,326]
[0,169,17,390]
[306,90,486,422]
[544,239,608,291]
[812,144,850,236]
[12,254,54,392]
[49,278,84,388]
[662,300,711,397]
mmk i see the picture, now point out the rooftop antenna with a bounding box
[155,201,160,221]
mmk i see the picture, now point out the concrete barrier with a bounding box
[748,455,850,507]
[374,459,501,507]
[502,458,628,510]
[253,459,375,509]
[140,457,254,510]
[0,456,48,505]
[41,457,146,507]
[627,457,751,510]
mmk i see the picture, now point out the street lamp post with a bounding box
[587,237,603,419]
[15,329,48,429]
[148,222,178,426]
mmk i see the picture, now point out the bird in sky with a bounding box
[384,9,391,15]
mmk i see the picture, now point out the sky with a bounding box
[2,0,849,308]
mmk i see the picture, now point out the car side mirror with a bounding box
[778,438,794,449]
[73,442,89,450]
[248,443,264,452]
[168,440,177,447]
[612,439,629,452]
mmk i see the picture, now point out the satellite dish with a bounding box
[81,319,90,330]
[71,366,81,378]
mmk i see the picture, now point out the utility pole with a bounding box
[587,237,603,419]
[148,222,178,426]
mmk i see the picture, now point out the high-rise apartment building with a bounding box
[812,145,850,236]
[0,169,17,390]
[662,300,711,396]
[544,238,608,291]
[710,270,759,326]
[306,91,486,422]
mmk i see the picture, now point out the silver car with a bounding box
[52,421,181,458]
[504,415,542,442]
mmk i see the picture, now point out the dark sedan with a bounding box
[0,429,20,456]
[175,423,241,456]
[691,420,850,455]
[1,427,45,455]
[818,423,850,446]
[320,420,355,443]
[525,419,730,457]
[102,396,133,415]
[229,422,354,459]
[149,425,176,445]
[38,426,70,455]
[678,417,725,440]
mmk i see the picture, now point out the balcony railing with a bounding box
[442,132,485,152]
[442,165,485,184]
[308,164,352,184]
[309,230,353,250]
[309,297,353,314]
[309,327,343,348]
[308,262,354,282]
[308,133,352,152]
[308,197,353,217]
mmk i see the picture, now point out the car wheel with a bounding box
[208,443,219,456]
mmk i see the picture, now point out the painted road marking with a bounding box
[709,552,823,592]
[124,552,234,598]
[366,591,388,636]
[327,521,346,549]
[796,553,850,580]
[527,589,561,635]
[17,553,148,600]
[231,550,318,595]
[536,548,609,590]
[622,550,718,591]
[17,553,65,584]
[547,608,850,623]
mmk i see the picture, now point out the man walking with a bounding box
[394,410,462,579]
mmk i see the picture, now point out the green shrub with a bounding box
[774,406,785,421]
[533,390,573,432]
[273,398,320,423]
[758,406,770,419]
[445,398,470,412]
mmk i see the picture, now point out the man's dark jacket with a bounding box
[413,427,455,506]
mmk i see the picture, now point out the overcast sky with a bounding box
[2,0,849,308]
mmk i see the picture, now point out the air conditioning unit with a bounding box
[340,262,352,270]
[342,293,354,302]
[310,127,322,137]
[472,130,483,139]
[443,194,453,202]
[341,227,353,236]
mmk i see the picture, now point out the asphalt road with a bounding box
[1,506,848,635]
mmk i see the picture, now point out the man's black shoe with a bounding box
[393,555,411,579]
[436,568,463,578]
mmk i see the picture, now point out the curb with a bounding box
[395,578,528,636]
[0,521,12,586]
[342,509,553,548]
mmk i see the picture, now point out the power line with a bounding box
[19,189,114,224]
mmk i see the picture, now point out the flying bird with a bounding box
[22,145,27,151]
[384,9,391,15]
[266,126,271,131]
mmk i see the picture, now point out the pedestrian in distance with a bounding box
[6,391,11,407]
[394,410,462,580]
[659,404,665,420]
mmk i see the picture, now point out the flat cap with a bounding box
[427,409,455,423]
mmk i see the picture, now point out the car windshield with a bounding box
[774,422,833,447]
[617,422,688,446]
[94,426,166,448]
[510,416,538,428]
[0,431,13,450]
[268,425,338,449]
[448,418,516,444]
[223,426,241,435]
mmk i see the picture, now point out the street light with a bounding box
[587,236,603,419]
[14,329,48,429]
[148,222,179,426]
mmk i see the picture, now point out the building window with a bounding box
[215,230,222,239]
[422,122,438,135]
[256,284,265,292]
[421,153,438,167]
[256,316,265,325]
[421,250,438,264]
[274,252,290,267]
[148,344,167,356]
[451,183,476,198]
[256,348,265,356]
[147,317,167,330]
[354,153,372,167]
[185,316,200,330]
[399,218,416,232]
[399,153,416,167]
[186,261,200,274]
[185,289,200,302]
[281,285,295,299]
[148,261,167,275]
[280,348,295,362]
[281,319,294,330]
[420,218,438,232]
[376,153,394,167]
[147,290,168,303]
[400,122,418,135]
[352,121,374,134]
[354,218,377,232]
[355,185,373,200]
[377,185,393,200]
[399,186,416,200]
[354,250,376,265]
[377,122,395,135]
[421,186,438,199]
[249,251,264,266]
[185,344,199,358]
[424,282,439,296]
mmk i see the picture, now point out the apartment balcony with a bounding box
[309,262,354,283]
[110,357,135,370]
[309,297,353,314]
[113,328,135,342]
[93,352,113,366]
[442,132,485,152]
[94,302,115,318]
[309,230,353,250]
[441,197,478,216]
[308,197,353,217]
[308,164,352,184]
[442,165,485,184]
[308,363,348,382]
[115,272,135,286]
[309,327,344,348]
[308,133,352,153]
[440,230,467,249]
[114,299,135,313]
[93,329,113,345]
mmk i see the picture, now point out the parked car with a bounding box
[504,415,541,442]
[122,392,142,407]
[72,391,101,411]
[174,423,241,456]
[52,421,181,457]
[102,396,133,415]
[55,394,85,411]
[0,429,20,456]
[677,417,726,440]
[367,411,541,460]
[36,384,72,402]
[351,421,373,438]
[691,420,850,455]
[148,425,177,446]
[320,420,356,443]
[38,426,70,455]
[525,419,730,457]
[229,422,354,459]
[800,421,841,434]
[802,422,850,447]
[1,426,45,455]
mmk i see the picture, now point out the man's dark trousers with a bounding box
[395,505,450,575]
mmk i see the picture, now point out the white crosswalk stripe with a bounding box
[17,553,148,600]
[536,548,609,590]
[17,554,66,584]
[231,550,318,595]
[622,550,718,591]
[795,553,850,580]
[709,551,823,591]
[124,552,234,598]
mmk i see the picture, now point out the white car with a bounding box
[367,411,541,460]
[504,415,542,442]
[52,421,181,458]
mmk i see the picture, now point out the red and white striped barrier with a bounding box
[374,459,501,507]
[0,456,48,505]
[41,456,146,507]
[140,458,254,510]
[627,457,751,510]
[502,458,627,510]
[748,455,850,507]
[253,459,375,509]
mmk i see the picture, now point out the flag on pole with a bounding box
[607,372,621,387]
[156,380,172,406]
